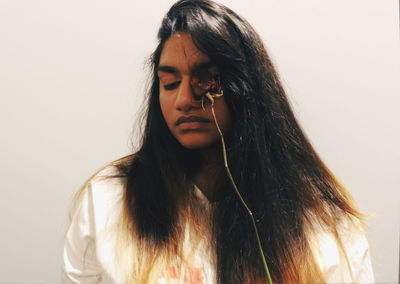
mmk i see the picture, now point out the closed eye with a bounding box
[164,81,181,90]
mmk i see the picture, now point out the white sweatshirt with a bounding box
[61,167,375,283]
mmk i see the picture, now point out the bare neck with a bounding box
[192,146,227,202]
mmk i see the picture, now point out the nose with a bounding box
[175,77,200,112]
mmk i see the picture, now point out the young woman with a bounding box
[62,0,374,283]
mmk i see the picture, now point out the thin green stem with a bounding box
[206,92,273,284]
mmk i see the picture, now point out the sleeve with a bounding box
[61,183,103,283]
[313,221,375,283]
[347,231,375,283]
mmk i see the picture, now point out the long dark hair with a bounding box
[117,0,361,282]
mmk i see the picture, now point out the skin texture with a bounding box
[158,33,231,151]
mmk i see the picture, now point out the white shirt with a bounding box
[61,167,375,283]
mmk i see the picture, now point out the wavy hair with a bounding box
[114,0,362,282]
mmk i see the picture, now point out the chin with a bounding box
[178,137,218,150]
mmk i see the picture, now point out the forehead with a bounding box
[159,33,210,73]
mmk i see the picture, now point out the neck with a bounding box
[192,145,227,202]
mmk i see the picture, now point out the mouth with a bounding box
[175,115,211,126]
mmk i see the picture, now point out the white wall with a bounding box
[0,0,398,283]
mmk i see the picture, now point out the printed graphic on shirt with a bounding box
[157,265,205,284]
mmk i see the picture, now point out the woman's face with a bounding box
[158,33,231,149]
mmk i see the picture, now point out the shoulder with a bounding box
[309,217,375,283]
[70,162,126,218]
[73,156,135,236]
[87,162,126,201]
[62,159,130,283]
[74,155,133,215]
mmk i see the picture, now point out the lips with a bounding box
[175,115,210,126]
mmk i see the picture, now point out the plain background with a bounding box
[0,0,399,283]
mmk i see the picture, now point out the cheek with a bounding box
[215,99,232,132]
[159,92,173,126]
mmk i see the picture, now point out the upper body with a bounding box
[61,165,374,283]
[63,0,375,282]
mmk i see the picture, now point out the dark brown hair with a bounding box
[116,0,362,282]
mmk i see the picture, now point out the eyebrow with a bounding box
[157,61,215,75]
